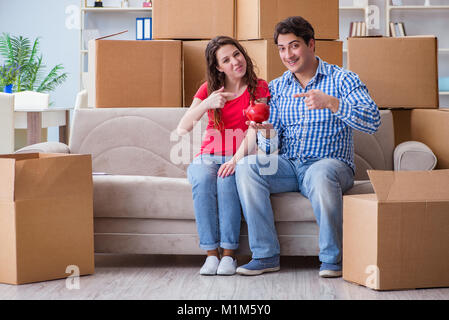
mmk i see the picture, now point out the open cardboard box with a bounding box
[343,170,449,290]
[0,153,94,285]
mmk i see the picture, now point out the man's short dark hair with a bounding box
[274,16,315,45]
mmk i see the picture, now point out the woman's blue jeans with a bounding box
[187,154,241,251]
[235,155,354,264]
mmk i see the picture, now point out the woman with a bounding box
[176,36,269,275]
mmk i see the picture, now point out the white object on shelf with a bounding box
[424,0,431,6]
[13,91,49,110]
[353,0,368,7]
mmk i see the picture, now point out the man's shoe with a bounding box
[319,262,342,278]
[236,256,280,276]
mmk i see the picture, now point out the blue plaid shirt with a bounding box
[258,57,381,172]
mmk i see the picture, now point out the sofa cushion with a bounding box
[94,176,374,222]
[93,175,194,219]
[70,108,207,178]
[353,110,395,180]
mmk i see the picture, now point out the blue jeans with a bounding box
[187,154,241,251]
[235,155,354,263]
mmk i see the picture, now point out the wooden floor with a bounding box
[1,254,448,300]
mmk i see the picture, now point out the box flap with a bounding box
[95,30,128,41]
[368,170,449,201]
[13,154,92,201]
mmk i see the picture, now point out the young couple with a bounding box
[177,16,381,277]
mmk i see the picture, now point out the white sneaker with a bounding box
[217,256,237,276]
[200,256,220,276]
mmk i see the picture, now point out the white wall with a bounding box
[0,0,79,141]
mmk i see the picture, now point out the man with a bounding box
[235,16,380,277]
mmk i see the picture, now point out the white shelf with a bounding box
[339,6,366,10]
[440,92,449,96]
[79,1,153,91]
[82,7,152,12]
[343,48,449,53]
[389,5,449,10]
[386,2,449,38]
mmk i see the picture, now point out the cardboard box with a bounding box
[0,153,94,285]
[182,39,342,106]
[392,109,449,169]
[348,36,439,109]
[315,40,342,68]
[182,40,209,107]
[88,37,182,108]
[343,170,449,291]
[236,0,339,40]
[153,0,235,39]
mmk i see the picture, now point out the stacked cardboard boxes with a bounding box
[89,0,341,107]
[345,36,449,290]
[152,0,341,106]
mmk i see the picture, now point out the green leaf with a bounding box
[0,33,67,94]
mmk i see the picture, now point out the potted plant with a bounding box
[0,63,20,93]
[0,33,68,94]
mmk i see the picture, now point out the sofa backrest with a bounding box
[353,110,394,180]
[69,108,394,179]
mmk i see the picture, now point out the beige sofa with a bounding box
[17,107,424,256]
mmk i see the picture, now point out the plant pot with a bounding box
[4,84,13,93]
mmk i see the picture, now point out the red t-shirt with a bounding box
[194,79,270,156]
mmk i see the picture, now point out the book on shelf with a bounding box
[397,22,406,37]
[390,22,406,37]
[349,21,368,37]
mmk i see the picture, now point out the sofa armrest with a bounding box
[394,141,437,171]
[15,142,70,154]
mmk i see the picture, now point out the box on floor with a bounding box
[236,0,339,40]
[0,153,94,285]
[183,39,342,106]
[153,0,235,39]
[392,108,449,169]
[348,36,438,109]
[343,170,449,291]
[88,36,182,108]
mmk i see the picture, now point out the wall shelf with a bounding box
[82,7,152,12]
[339,6,366,10]
[389,5,449,10]
[386,2,449,36]
[78,1,152,90]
